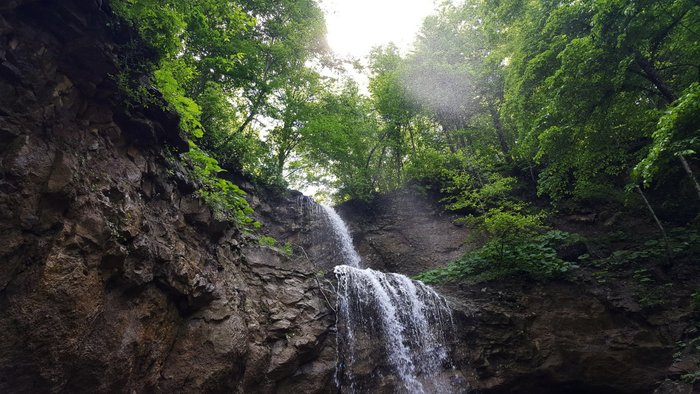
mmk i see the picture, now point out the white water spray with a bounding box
[318,204,455,393]
[320,205,362,268]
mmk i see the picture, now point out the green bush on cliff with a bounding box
[416,230,578,284]
[112,0,258,227]
[417,151,579,283]
[185,143,257,227]
[153,60,203,139]
[257,235,293,256]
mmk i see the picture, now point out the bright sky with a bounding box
[298,0,438,198]
[321,0,437,58]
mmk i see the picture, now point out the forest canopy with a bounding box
[110,0,700,224]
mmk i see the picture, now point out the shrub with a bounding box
[185,143,257,227]
[416,230,578,284]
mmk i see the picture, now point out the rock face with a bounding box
[445,282,673,393]
[0,1,335,393]
[339,188,698,393]
[2,1,697,394]
[337,186,471,277]
[256,194,364,274]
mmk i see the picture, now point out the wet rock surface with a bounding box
[2,1,699,394]
[340,187,699,393]
[443,281,675,393]
[337,186,471,277]
[0,1,335,393]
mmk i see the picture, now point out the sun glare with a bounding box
[321,0,437,58]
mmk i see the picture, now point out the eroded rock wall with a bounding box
[339,186,693,393]
[337,186,471,276]
[0,1,335,392]
[445,281,673,393]
[1,1,695,393]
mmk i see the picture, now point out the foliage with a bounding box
[154,60,203,138]
[111,61,157,110]
[481,207,543,240]
[111,0,187,57]
[112,0,700,227]
[416,230,578,284]
[575,227,700,307]
[635,83,700,186]
[112,0,328,183]
[406,1,510,157]
[258,235,277,247]
[290,80,383,201]
[195,81,272,184]
[631,268,672,308]
[257,235,293,256]
[692,290,700,311]
[111,0,333,228]
[578,228,700,269]
[673,322,700,384]
[104,0,700,317]
[184,143,257,226]
[441,167,518,213]
[107,1,700,301]
[497,0,700,203]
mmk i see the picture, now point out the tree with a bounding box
[265,68,325,179]
[368,44,421,185]
[494,0,700,202]
[635,83,700,200]
[406,1,511,158]
[294,80,381,201]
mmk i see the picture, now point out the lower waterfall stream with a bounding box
[319,204,457,393]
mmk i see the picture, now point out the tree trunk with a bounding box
[634,51,677,104]
[632,52,700,200]
[678,155,700,200]
[488,105,511,160]
[408,126,417,155]
[217,49,275,148]
[528,163,537,185]
[215,90,266,149]
[635,185,672,266]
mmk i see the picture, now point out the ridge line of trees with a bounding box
[111,0,699,224]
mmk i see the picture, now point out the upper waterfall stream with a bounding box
[318,204,457,393]
[320,204,362,268]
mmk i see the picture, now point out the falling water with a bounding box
[319,204,455,393]
[320,205,361,268]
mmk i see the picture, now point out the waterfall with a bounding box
[320,205,361,268]
[319,205,456,393]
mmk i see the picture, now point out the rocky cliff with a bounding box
[339,186,699,394]
[336,187,471,277]
[0,1,336,392]
[2,1,699,394]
